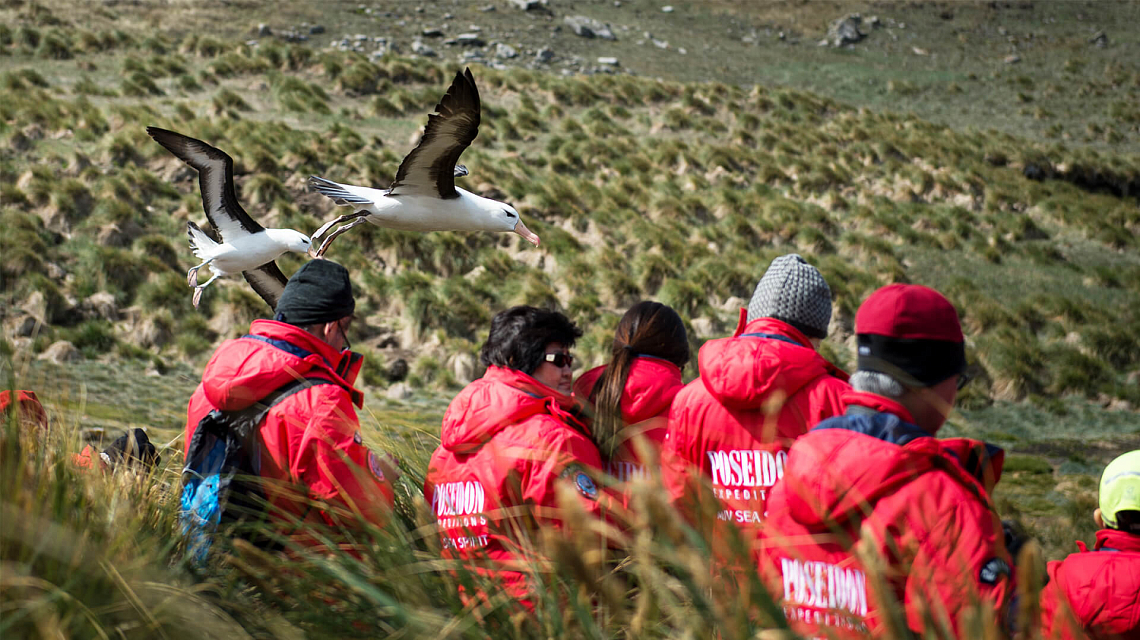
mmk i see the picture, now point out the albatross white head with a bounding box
[265,228,313,255]
[497,204,540,247]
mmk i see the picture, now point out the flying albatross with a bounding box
[146,127,312,309]
[308,67,540,257]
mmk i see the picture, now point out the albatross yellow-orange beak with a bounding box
[514,219,540,247]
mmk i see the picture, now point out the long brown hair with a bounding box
[591,301,690,460]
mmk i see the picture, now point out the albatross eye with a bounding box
[504,210,516,218]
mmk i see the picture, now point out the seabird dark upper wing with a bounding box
[146,126,264,242]
[388,68,480,200]
[242,261,289,310]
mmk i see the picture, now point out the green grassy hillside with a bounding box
[1,0,1139,636]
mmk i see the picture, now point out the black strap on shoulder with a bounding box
[248,376,337,423]
[220,377,338,445]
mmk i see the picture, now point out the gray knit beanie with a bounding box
[746,254,832,339]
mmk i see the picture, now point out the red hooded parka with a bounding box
[573,356,685,490]
[1039,528,1140,640]
[424,365,611,609]
[757,391,1014,639]
[184,320,394,533]
[660,316,849,536]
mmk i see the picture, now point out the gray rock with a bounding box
[661,5,674,12]
[309,24,326,34]
[21,291,48,324]
[509,0,547,9]
[1089,30,1107,48]
[81,292,118,321]
[479,4,496,11]
[422,27,444,37]
[535,47,555,63]
[461,49,485,61]
[256,23,272,37]
[597,56,619,66]
[136,315,172,349]
[39,340,82,364]
[411,39,438,57]
[455,32,485,46]
[564,15,616,40]
[495,42,518,59]
[386,382,412,400]
[867,15,881,28]
[450,353,478,385]
[1004,53,1022,64]
[652,38,669,49]
[828,13,864,47]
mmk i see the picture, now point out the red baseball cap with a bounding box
[855,284,966,387]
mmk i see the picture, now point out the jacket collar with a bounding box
[247,319,364,407]
[1094,528,1140,552]
[733,316,814,347]
[841,390,918,425]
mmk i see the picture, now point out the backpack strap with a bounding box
[222,377,337,445]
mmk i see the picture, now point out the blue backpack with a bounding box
[180,377,334,561]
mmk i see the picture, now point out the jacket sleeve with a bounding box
[521,419,609,531]
[1039,560,1082,640]
[805,375,849,427]
[660,398,700,512]
[904,492,1015,636]
[294,392,394,529]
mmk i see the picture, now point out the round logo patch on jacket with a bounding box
[978,557,1010,585]
[560,464,598,500]
[368,451,386,482]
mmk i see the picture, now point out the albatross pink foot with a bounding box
[314,216,371,258]
[312,210,369,248]
[187,265,200,288]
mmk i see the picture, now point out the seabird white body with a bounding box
[312,179,532,233]
[310,67,540,255]
[147,126,309,309]
[188,226,311,276]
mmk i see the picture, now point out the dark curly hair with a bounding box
[480,306,582,376]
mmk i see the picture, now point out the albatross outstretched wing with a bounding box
[146,126,264,242]
[388,68,480,200]
[242,262,289,310]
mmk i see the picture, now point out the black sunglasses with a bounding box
[956,371,973,391]
[543,352,574,368]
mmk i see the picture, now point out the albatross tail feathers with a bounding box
[309,175,374,207]
[187,221,218,260]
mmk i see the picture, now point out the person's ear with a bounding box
[809,337,822,351]
[1094,508,1104,529]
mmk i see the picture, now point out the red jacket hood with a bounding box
[698,318,847,410]
[441,366,587,454]
[781,391,997,529]
[201,319,363,411]
[573,357,684,424]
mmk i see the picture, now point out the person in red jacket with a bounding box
[573,301,690,501]
[424,306,610,611]
[1040,450,1140,640]
[758,283,1014,639]
[184,260,395,539]
[660,254,849,543]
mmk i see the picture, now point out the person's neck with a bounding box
[898,390,943,435]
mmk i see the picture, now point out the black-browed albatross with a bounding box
[308,67,540,257]
[147,127,312,309]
